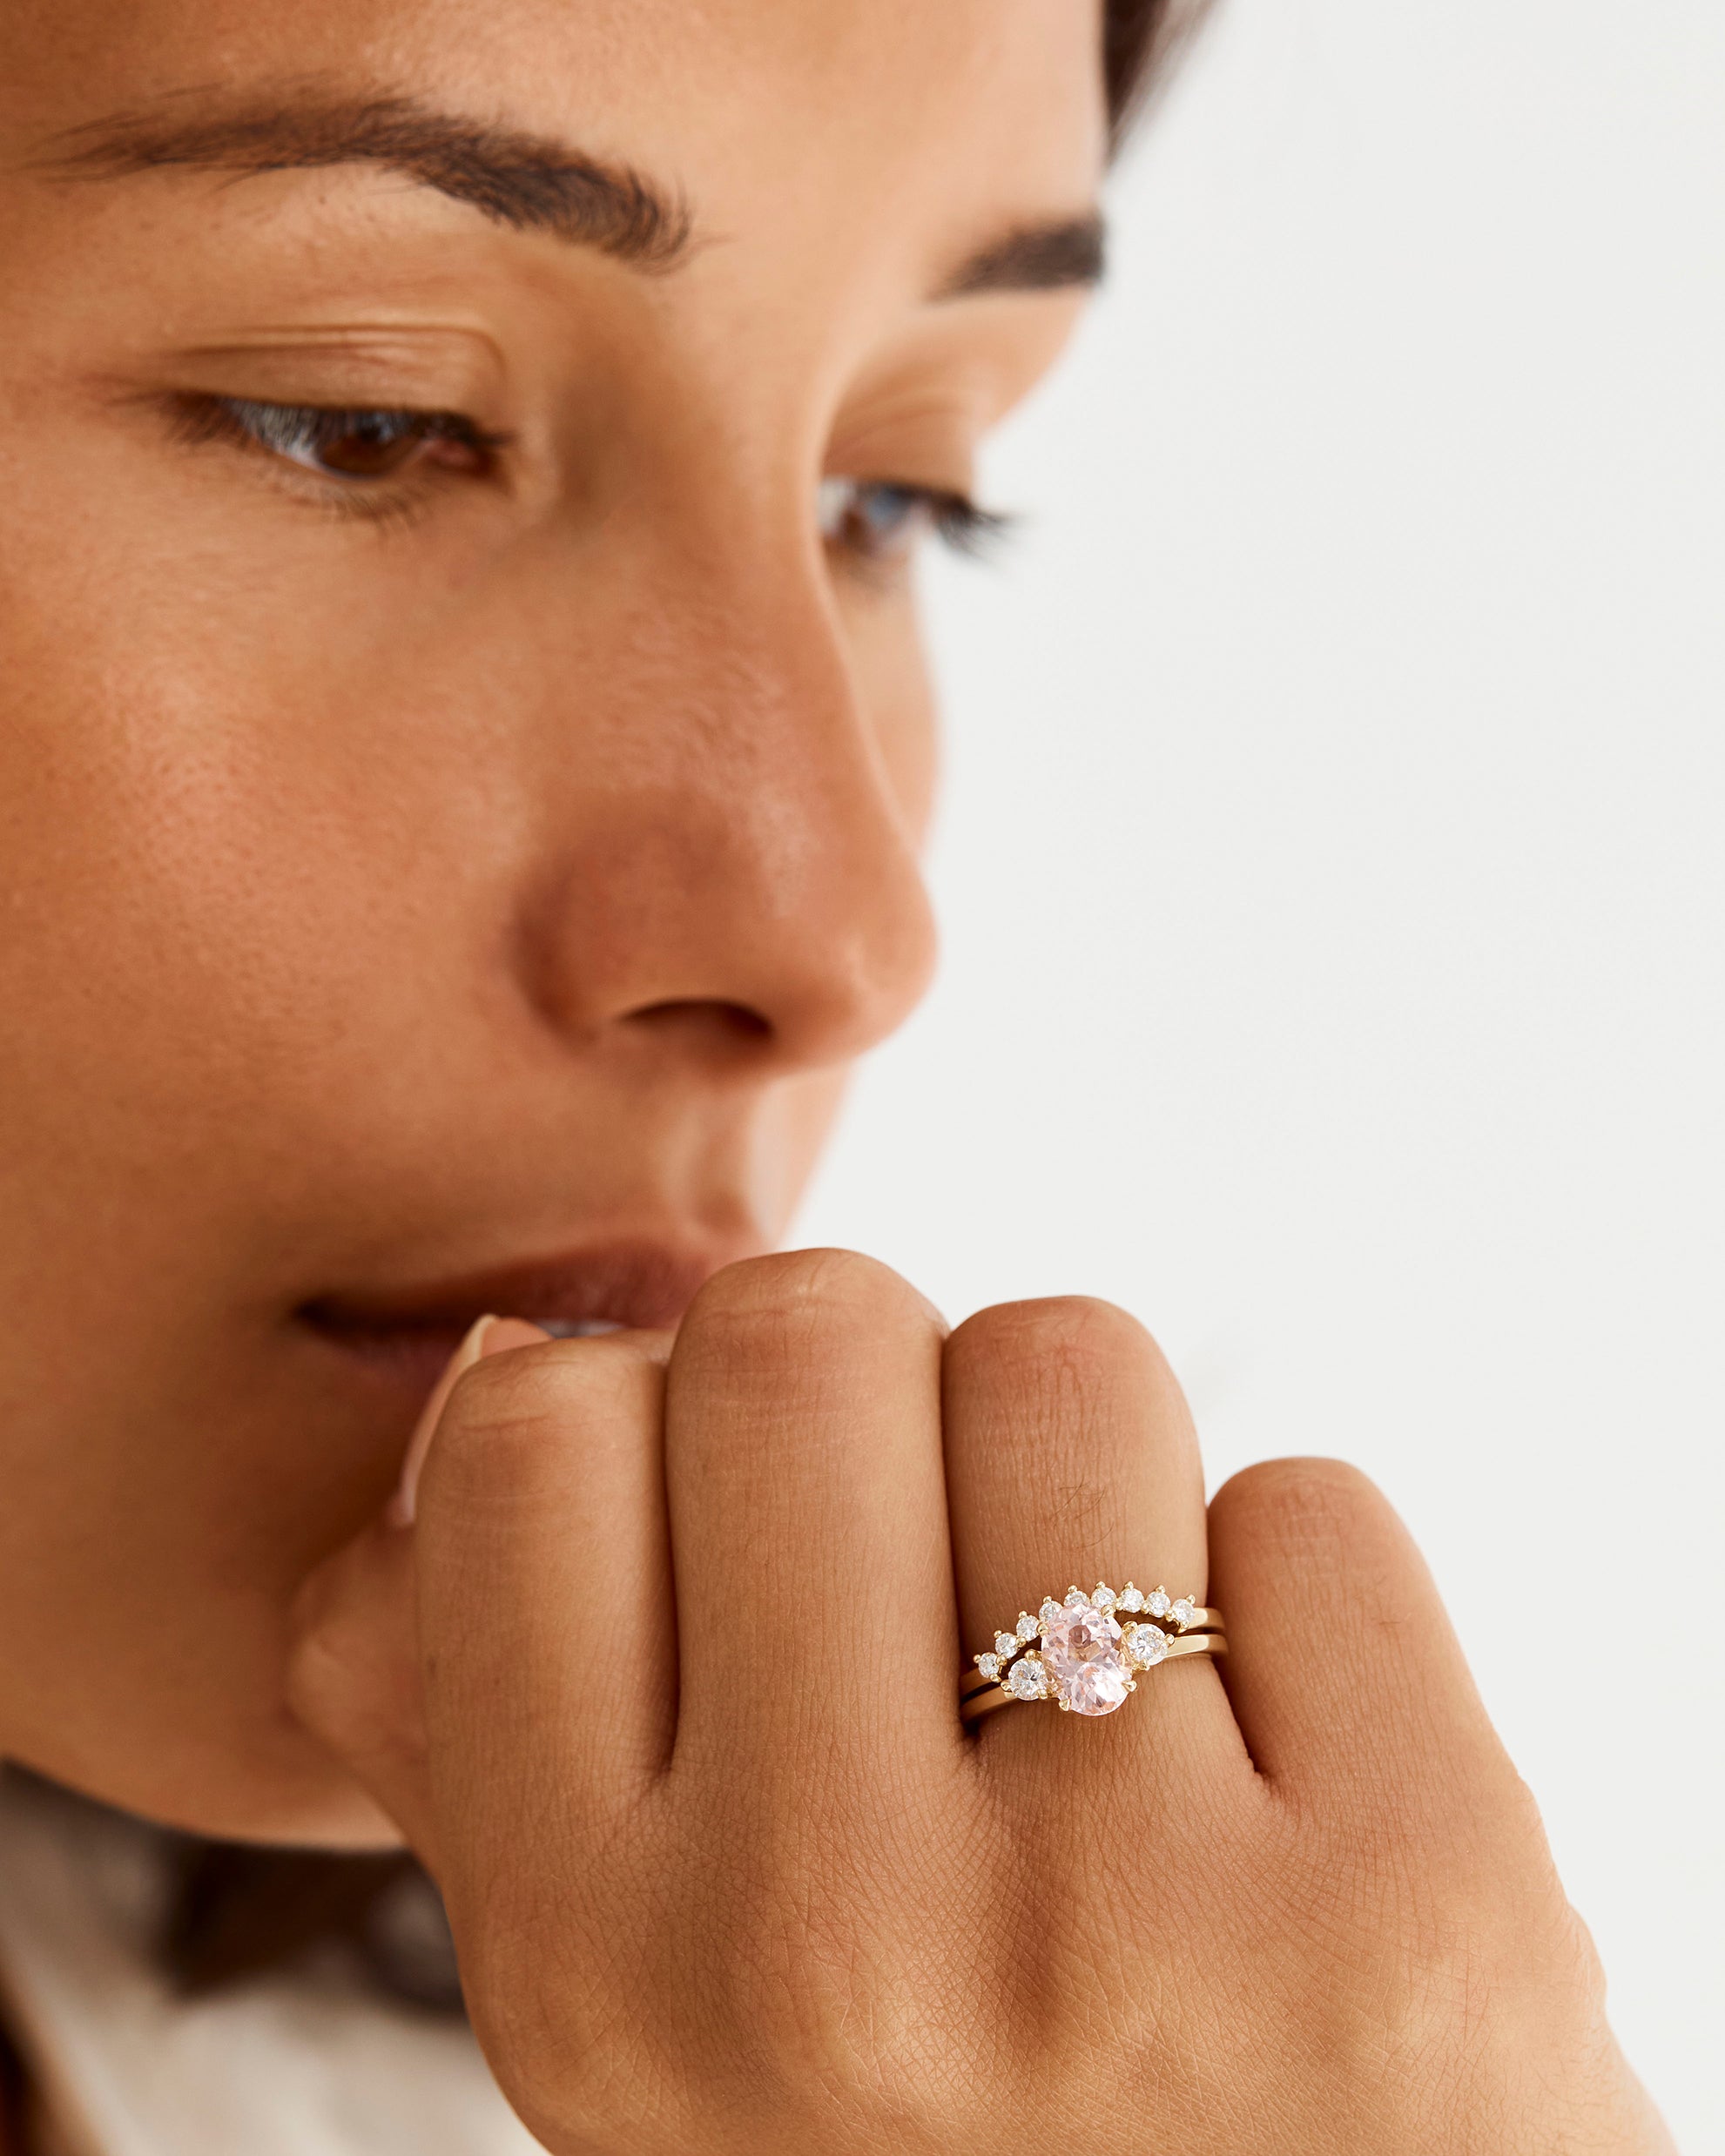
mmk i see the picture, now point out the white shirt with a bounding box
[0,1771,543,2156]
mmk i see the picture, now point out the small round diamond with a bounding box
[975,1653,1001,1681]
[1064,1587,1086,1607]
[1124,1623,1169,1669]
[1117,1585,1144,1613]
[1006,1655,1049,1701]
[1015,1612,1038,1641]
[1146,1588,1171,1618]
[1093,1582,1116,1609]
[994,1631,1018,1658]
[1039,1598,1061,1625]
[1170,1598,1197,1629]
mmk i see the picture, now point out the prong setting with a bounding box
[969,1578,1215,1718]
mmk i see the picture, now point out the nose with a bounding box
[511,561,939,1077]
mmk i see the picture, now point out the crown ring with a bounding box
[961,1580,1225,1726]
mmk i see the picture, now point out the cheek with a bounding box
[0,589,431,1213]
[0,512,484,1834]
[0,386,549,1192]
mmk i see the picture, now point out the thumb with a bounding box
[285,1316,548,1865]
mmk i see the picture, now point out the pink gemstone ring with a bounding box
[961,1581,1225,1727]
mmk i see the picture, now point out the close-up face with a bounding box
[0,0,1103,1843]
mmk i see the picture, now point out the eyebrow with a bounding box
[937,212,1107,300]
[36,91,693,270]
[35,89,1102,301]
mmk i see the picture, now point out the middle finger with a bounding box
[665,1248,960,1780]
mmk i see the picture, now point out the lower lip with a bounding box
[295,1316,489,1403]
[295,1314,643,1414]
[295,1248,725,1404]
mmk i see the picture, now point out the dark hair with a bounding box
[142,0,1208,2014]
[1105,0,1210,140]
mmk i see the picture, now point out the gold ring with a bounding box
[961,1581,1225,1726]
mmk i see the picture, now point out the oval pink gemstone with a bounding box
[1040,1600,1130,1715]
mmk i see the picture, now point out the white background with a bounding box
[798,1,1724,2144]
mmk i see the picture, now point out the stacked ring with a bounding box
[962,1580,1225,1726]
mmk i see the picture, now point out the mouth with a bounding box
[297,1238,729,1398]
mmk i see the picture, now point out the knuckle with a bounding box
[699,1882,980,2142]
[442,1344,573,1438]
[1279,1792,1602,2102]
[953,1291,1155,1366]
[429,1337,657,1491]
[1213,1455,1390,1560]
[947,1295,1189,1433]
[475,1982,687,2154]
[1376,1902,1595,2098]
[446,1336,650,1430]
[682,1247,939,1354]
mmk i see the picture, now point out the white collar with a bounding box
[0,1772,542,2156]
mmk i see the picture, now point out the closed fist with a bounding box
[290,1250,1668,2155]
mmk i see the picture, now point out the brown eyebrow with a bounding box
[936,212,1107,300]
[35,91,694,269]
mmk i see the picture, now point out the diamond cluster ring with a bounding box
[960,1581,1225,1727]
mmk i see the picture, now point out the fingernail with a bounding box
[387,1314,545,1527]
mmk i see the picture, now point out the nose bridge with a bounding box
[519,544,937,1072]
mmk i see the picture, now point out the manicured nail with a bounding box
[387,1316,496,1529]
[387,1314,546,1526]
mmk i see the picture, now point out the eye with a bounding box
[176,397,504,483]
[817,477,1010,567]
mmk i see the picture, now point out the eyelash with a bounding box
[815,475,1013,571]
[166,396,509,525]
[169,394,1014,564]
[930,495,1014,557]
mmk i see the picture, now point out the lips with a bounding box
[298,1238,730,1394]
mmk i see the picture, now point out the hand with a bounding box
[288,1250,1670,2154]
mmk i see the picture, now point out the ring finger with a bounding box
[942,1296,1242,1782]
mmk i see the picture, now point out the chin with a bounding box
[11,1717,407,1854]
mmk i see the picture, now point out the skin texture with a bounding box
[0,2,1673,2150]
[0,0,1088,1838]
[289,1280,1674,2153]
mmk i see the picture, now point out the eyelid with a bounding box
[163,393,513,518]
[201,394,508,456]
[162,326,512,420]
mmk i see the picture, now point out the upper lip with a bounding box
[299,1236,734,1347]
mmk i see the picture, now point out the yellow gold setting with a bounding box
[961,1580,1225,1727]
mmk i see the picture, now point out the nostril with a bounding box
[624,998,774,1054]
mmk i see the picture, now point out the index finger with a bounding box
[412,1329,676,1891]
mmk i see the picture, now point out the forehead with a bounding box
[2,0,1106,280]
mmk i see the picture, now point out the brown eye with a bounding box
[201,399,496,482]
[307,411,439,478]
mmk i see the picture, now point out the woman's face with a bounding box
[0,0,1102,1840]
